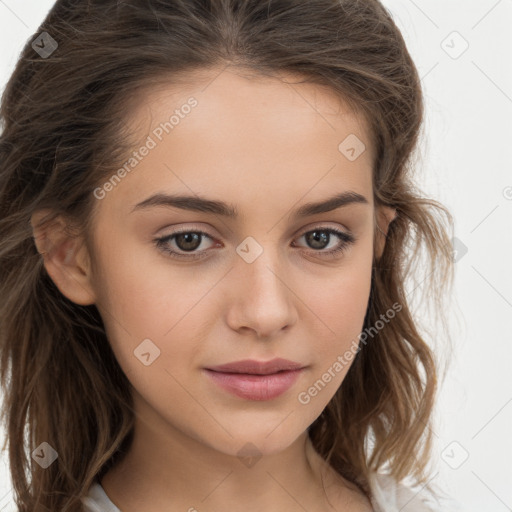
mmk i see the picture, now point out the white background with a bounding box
[0,1,511,511]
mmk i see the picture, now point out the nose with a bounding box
[225,248,299,339]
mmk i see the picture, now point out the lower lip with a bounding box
[203,368,304,401]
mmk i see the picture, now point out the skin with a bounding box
[31,66,395,512]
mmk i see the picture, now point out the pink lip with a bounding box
[204,358,306,401]
[204,368,304,401]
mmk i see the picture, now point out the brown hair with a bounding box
[0,0,454,510]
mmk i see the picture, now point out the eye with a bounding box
[154,225,356,261]
[292,227,356,258]
[154,228,216,261]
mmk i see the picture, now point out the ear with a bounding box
[30,209,96,306]
[374,205,397,260]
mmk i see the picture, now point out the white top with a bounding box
[82,481,121,512]
[82,472,441,512]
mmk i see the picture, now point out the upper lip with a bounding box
[205,358,305,375]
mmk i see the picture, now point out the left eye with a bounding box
[154,226,356,260]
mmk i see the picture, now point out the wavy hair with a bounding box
[0,0,454,510]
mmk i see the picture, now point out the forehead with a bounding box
[99,67,375,219]
[126,66,372,151]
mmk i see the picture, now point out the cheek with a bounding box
[90,231,219,379]
[92,226,191,331]
[307,244,373,332]
[299,245,373,373]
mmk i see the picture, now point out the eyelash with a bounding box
[154,226,356,261]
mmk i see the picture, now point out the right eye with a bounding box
[154,228,217,260]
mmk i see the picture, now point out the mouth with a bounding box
[203,359,307,401]
[205,358,305,375]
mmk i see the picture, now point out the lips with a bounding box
[206,358,304,375]
[204,358,306,401]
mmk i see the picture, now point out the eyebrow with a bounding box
[131,191,369,218]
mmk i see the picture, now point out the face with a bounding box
[71,67,387,458]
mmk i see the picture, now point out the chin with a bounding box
[206,426,306,461]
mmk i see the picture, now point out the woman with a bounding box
[0,0,454,510]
